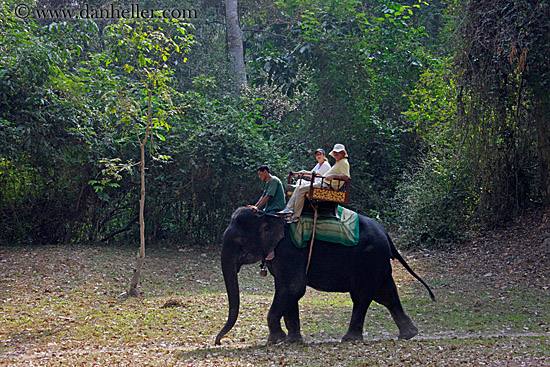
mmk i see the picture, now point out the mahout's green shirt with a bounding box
[262,176,286,214]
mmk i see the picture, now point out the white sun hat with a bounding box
[329,143,348,158]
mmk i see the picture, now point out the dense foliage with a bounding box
[1,0,549,247]
[455,0,550,218]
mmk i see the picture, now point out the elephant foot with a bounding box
[398,326,418,340]
[267,331,287,345]
[342,331,363,342]
[286,333,304,344]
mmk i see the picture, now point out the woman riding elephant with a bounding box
[279,143,350,223]
[215,206,435,345]
[292,148,332,187]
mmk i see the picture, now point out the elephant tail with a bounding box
[389,237,436,301]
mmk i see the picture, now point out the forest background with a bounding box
[1,0,549,250]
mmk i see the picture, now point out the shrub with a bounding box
[393,152,472,247]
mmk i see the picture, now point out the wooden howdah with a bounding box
[286,171,351,218]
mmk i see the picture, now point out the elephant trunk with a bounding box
[215,251,240,345]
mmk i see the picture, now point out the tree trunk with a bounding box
[128,85,153,297]
[535,97,550,205]
[128,141,146,297]
[225,0,246,91]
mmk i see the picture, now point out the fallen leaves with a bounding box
[1,220,549,366]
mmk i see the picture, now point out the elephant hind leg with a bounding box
[389,306,418,340]
[342,292,373,342]
[374,276,418,340]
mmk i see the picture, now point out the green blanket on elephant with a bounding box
[289,206,360,248]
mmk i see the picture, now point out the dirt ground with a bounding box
[0,208,549,366]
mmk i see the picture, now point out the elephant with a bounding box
[215,207,435,345]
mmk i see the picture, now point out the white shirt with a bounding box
[311,161,331,182]
[297,161,331,185]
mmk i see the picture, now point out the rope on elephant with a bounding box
[306,204,318,274]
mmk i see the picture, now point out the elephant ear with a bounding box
[259,215,285,256]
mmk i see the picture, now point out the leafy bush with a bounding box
[393,152,472,247]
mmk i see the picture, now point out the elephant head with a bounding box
[215,207,285,345]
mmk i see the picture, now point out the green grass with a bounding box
[0,244,548,366]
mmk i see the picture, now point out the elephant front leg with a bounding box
[267,286,305,345]
[266,305,287,345]
[284,302,303,343]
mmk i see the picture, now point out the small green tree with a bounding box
[103,15,194,296]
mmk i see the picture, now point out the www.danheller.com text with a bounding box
[15,3,198,20]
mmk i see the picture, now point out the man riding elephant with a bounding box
[249,165,286,215]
